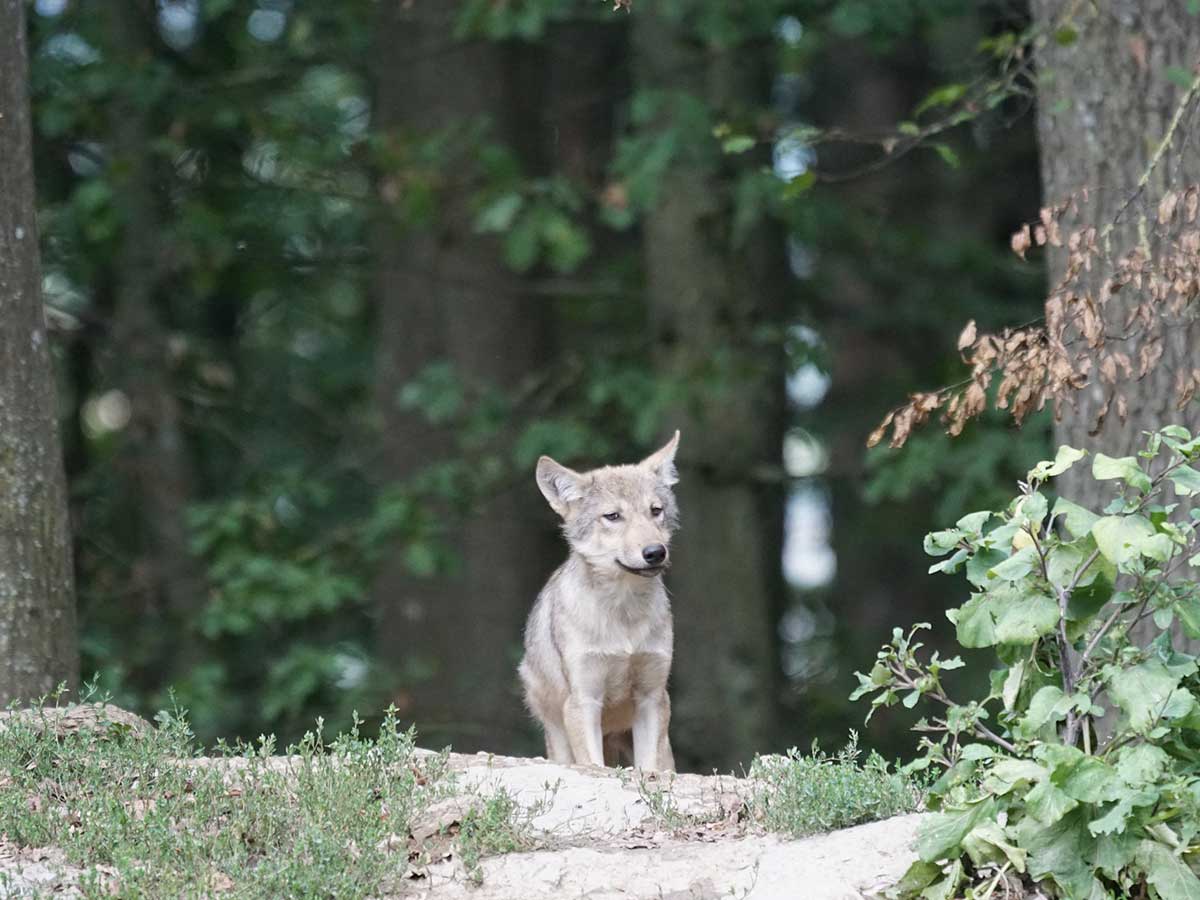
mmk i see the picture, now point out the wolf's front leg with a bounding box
[632,689,671,771]
[562,695,605,766]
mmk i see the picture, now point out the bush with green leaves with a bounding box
[852,425,1200,899]
[747,732,921,838]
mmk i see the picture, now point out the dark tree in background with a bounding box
[633,7,788,770]
[12,0,1096,770]
[0,0,78,704]
[370,0,556,751]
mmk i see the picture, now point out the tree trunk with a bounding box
[0,0,79,704]
[1032,0,1200,646]
[633,10,787,772]
[371,4,550,753]
[104,1,208,666]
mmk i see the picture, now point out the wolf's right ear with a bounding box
[639,430,680,487]
[536,456,585,516]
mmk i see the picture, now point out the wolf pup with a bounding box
[518,432,680,772]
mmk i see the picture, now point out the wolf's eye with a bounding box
[603,512,622,522]
[650,504,663,517]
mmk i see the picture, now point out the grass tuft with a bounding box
[746,731,921,838]
[0,689,535,898]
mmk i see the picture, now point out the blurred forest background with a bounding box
[7,0,1062,772]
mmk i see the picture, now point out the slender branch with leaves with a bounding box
[854,426,1200,899]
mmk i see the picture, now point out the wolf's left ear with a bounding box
[639,430,680,486]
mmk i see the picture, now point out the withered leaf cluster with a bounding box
[869,185,1200,449]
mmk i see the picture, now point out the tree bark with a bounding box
[371,4,551,752]
[104,1,208,662]
[1035,1,1200,471]
[0,0,79,704]
[1032,0,1200,646]
[633,10,787,772]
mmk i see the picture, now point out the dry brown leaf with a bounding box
[1011,224,1032,259]
[957,319,977,352]
[866,410,895,449]
[1159,191,1180,225]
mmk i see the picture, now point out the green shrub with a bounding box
[853,426,1200,899]
[748,733,921,837]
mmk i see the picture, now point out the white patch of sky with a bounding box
[783,484,835,589]
[158,0,200,51]
[35,0,68,17]
[42,33,100,65]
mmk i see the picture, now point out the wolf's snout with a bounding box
[642,544,667,565]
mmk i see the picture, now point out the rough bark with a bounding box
[371,4,550,752]
[104,1,208,658]
[0,0,79,704]
[1032,0,1200,646]
[633,11,787,772]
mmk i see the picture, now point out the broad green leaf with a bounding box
[982,758,1045,796]
[1052,497,1100,539]
[889,860,942,896]
[992,589,1060,645]
[1088,789,1157,837]
[1029,445,1087,482]
[916,798,997,862]
[1092,453,1152,492]
[966,548,1007,588]
[948,594,996,648]
[928,548,968,575]
[1170,466,1200,496]
[1016,685,1070,739]
[1001,660,1025,712]
[1108,659,1186,732]
[955,510,992,533]
[1093,829,1139,876]
[1066,572,1114,623]
[1135,840,1200,900]
[987,545,1037,581]
[1177,596,1200,639]
[1026,778,1079,825]
[1060,757,1123,803]
[1018,808,1096,899]
[924,528,961,556]
[1116,744,1169,785]
[919,860,963,900]
[1092,515,1157,566]
[962,820,1027,872]
[959,743,996,761]
[1015,492,1049,529]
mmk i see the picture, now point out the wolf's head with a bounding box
[536,431,681,578]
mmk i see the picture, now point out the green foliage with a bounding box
[25,0,1051,766]
[747,733,921,837]
[853,427,1200,899]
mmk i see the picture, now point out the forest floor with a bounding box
[0,704,924,899]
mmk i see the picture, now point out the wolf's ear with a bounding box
[639,430,680,486]
[536,456,585,516]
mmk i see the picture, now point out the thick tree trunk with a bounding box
[1032,0,1200,646]
[633,11,787,772]
[371,4,550,752]
[0,0,79,703]
[1034,0,1200,472]
[105,2,208,663]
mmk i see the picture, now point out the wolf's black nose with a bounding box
[642,544,667,565]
